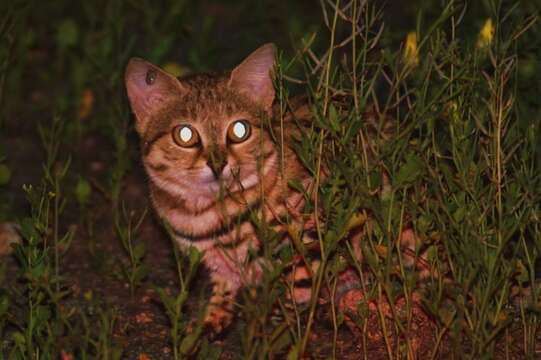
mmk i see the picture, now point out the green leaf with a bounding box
[133,242,146,260]
[12,331,25,346]
[35,305,51,324]
[188,246,202,272]
[56,19,79,48]
[75,177,91,206]
[323,229,338,251]
[357,301,369,319]
[416,214,433,233]
[180,330,201,356]
[360,241,379,272]
[155,287,175,315]
[150,36,174,63]
[328,103,340,133]
[453,207,465,223]
[270,324,293,353]
[134,265,148,283]
[287,344,300,360]
[30,262,47,279]
[197,338,221,360]
[0,295,9,317]
[287,178,306,194]
[0,164,11,185]
[395,153,424,187]
[337,311,344,327]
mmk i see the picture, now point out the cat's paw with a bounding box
[205,273,238,334]
[204,304,233,334]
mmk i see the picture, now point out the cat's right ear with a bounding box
[229,43,276,111]
[125,58,184,133]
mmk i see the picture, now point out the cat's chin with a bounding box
[165,167,266,212]
[181,191,218,212]
[180,187,239,212]
[181,181,257,213]
[181,189,240,212]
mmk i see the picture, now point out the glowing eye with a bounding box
[233,122,246,138]
[180,127,192,142]
[227,120,251,143]
[172,125,200,147]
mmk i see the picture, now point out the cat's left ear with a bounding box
[229,43,276,110]
[125,58,185,134]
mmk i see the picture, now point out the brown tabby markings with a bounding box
[125,44,312,331]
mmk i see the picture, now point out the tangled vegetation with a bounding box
[1,0,540,358]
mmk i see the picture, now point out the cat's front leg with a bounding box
[204,271,240,333]
[203,246,263,333]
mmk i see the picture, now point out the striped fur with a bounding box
[126,44,314,332]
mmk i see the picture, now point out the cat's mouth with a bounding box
[199,171,254,193]
[189,165,261,202]
[180,154,277,210]
[178,173,256,212]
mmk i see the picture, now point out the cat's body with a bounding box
[125,44,316,331]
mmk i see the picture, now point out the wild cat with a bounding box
[124,43,411,333]
[125,44,320,332]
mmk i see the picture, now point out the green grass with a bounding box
[1,0,541,358]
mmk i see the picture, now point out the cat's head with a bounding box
[125,44,278,212]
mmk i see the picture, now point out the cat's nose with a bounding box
[207,157,227,179]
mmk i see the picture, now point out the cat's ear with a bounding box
[125,58,184,133]
[229,43,276,110]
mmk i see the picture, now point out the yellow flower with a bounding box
[163,62,190,77]
[403,32,419,67]
[77,89,94,120]
[477,18,494,49]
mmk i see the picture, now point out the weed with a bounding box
[115,205,148,296]
[156,234,205,359]
[1,0,541,358]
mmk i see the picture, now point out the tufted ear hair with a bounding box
[229,43,276,111]
[125,58,185,134]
